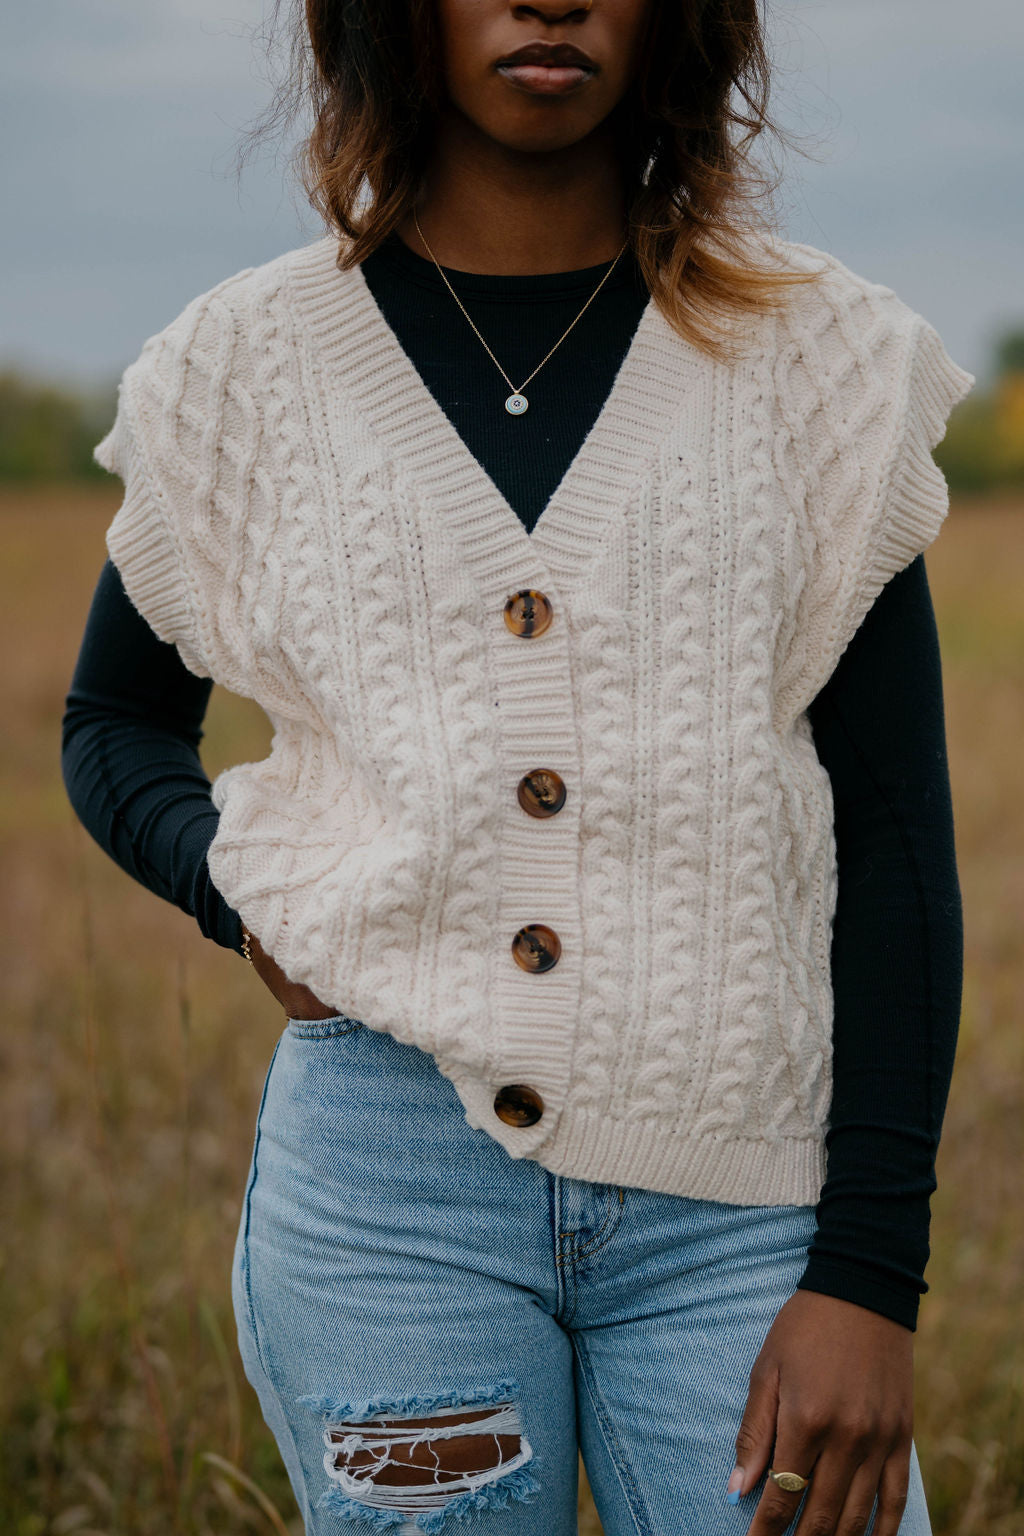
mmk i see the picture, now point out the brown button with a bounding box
[503,590,553,638]
[494,1084,545,1127]
[511,924,561,973]
[517,769,567,819]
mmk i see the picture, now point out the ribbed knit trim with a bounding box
[438,1051,828,1205]
[98,378,210,681]
[863,314,975,602]
[798,1257,921,1332]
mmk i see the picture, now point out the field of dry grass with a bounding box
[1,486,1021,1534]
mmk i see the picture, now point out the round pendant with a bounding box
[505,393,529,416]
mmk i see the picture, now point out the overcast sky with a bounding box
[2,0,1020,387]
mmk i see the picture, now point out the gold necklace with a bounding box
[412,208,629,417]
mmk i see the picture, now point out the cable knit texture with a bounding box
[96,232,973,1203]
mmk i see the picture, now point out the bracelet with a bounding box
[241,924,254,965]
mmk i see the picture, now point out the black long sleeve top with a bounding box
[62,231,962,1330]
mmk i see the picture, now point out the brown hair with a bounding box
[255,0,822,359]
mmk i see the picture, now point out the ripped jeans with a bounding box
[232,1018,932,1536]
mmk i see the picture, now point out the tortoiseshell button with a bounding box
[494,1084,544,1127]
[517,769,567,819]
[503,590,553,638]
[511,924,561,973]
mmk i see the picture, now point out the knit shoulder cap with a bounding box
[95,231,974,1204]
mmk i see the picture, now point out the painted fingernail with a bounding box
[727,1466,744,1504]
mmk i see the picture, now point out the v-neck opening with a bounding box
[286,235,707,593]
[353,261,659,546]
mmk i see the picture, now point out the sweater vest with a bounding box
[96,232,973,1204]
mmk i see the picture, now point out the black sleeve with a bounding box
[797,553,962,1331]
[61,559,244,955]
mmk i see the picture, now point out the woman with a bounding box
[62,1,974,1533]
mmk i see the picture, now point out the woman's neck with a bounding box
[395,108,628,275]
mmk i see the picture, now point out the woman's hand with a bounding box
[245,930,338,1021]
[730,1289,914,1536]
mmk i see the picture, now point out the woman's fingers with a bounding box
[742,1426,828,1536]
[862,1447,912,1536]
[792,1454,882,1536]
[730,1359,781,1501]
[813,1447,910,1536]
[742,1435,907,1536]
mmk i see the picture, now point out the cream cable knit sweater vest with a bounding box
[96,232,973,1204]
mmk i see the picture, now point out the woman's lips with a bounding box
[496,63,595,95]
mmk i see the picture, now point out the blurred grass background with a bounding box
[1,483,1022,1534]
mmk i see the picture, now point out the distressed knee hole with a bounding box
[330,1404,524,1485]
[299,1382,540,1531]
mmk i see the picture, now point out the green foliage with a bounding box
[0,372,115,482]
[994,330,1024,377]
[934,326,1024,495]
[936,390,1024,495]
[934,400,1008,494]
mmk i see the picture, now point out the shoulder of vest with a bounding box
[109,235,348,444]
[763,233,925,355]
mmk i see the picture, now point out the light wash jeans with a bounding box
[232,1017,931,1536]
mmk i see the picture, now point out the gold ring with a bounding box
[768,1469,810,1493]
